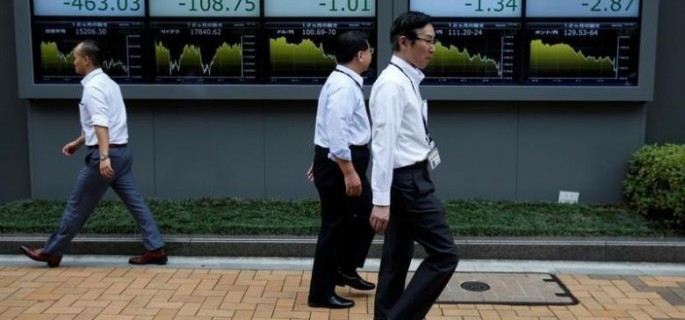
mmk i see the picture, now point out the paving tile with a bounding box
[2,266,685,320]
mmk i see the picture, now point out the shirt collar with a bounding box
[81,68,104,86]
[390,55,425,84]
[335,65,364,87]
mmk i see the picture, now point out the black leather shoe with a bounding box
[129,249,168,265]
[337,270,376,291]
[307,294,354,309]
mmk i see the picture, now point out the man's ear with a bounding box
[398,36,408,50]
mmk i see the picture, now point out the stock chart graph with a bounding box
[269,36,336,79]
[151,21,258,83]
[40,41,75,76]
[265,21,375,83]
[526,22,639,84]
[155,42,245,78]
[33,21,144,83]
[424,22,520,84]
[530,39,617,78]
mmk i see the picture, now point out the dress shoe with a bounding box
[20,246,62,267]
[307,294,354,309]
[129,249,168,265]
[337,270,376,290]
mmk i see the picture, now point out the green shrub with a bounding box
[624,144,685,226]
[0,198,678,237]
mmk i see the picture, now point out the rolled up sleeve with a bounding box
[325,84,356,162]
[83,86,109,128]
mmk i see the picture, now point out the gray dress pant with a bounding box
[43,146,164,255]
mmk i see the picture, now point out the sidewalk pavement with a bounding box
[1,256,685,320]
[2,235,685,319]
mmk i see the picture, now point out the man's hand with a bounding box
[344,171,362,196]
[306,163,314,182]
[99,158,115,179]
[370,205,390,232]
[62,140,82,156]
[336,159,361,196]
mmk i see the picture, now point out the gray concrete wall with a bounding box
[645,0,685,144]
[0,0,29,203]
[27,101,319,201]
[27,99,644,204]
[420,102,644,203]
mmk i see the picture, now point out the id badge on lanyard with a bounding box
[423,99,441,170]
[392,62,441,170]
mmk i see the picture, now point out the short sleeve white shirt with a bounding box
[313,65,371,161]
[79,68,128,146]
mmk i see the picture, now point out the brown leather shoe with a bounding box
[20,246,62,267]
[129,249,167,265]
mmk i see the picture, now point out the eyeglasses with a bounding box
[367,47,375,54]
[412,36,437,46]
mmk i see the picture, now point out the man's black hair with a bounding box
[335,30,370,64]
[390,11,432,51]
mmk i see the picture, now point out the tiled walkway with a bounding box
[1,258,685,320]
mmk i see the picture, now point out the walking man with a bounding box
[308,31,377,309]
[368,12,460,320]
[20,40,167,267]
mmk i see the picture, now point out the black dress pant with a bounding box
[374,162,459,320]
[309,145,376,298]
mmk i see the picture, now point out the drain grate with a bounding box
[461,281,491,292]
[428,272,577,305]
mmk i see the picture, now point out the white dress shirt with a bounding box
[370,55,432,206]
[313,65,371,161]
[79,68,129,146]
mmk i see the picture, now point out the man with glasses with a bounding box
[369,12,459,320]
[307,30,376,309]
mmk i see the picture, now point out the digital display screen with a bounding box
[410,0,522,18]
[32,20,144,83]
[265,21,376,83]
[526,22,639,85]
[26,0,644,88]
[151,21,259,83]
[410,0,521,84]
[526,0,640,18]
[264,0,375,17]
[149,0,259,17]
[32,0,145,17]
[424,22,520,84]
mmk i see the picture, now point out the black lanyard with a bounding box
[333,69,363,91]
[389,62,432,143]
[389,62,420,100]
[333,69,370,118]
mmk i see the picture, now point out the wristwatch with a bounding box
[100,154,109,161]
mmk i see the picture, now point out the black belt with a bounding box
[350,144,368,151]
[394,160,428,172]
[315,144,368,153]
[88,144,127,150]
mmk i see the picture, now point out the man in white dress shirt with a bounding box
[20,40,167,267]
[308,31,376,309]
[368,12,459,320]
